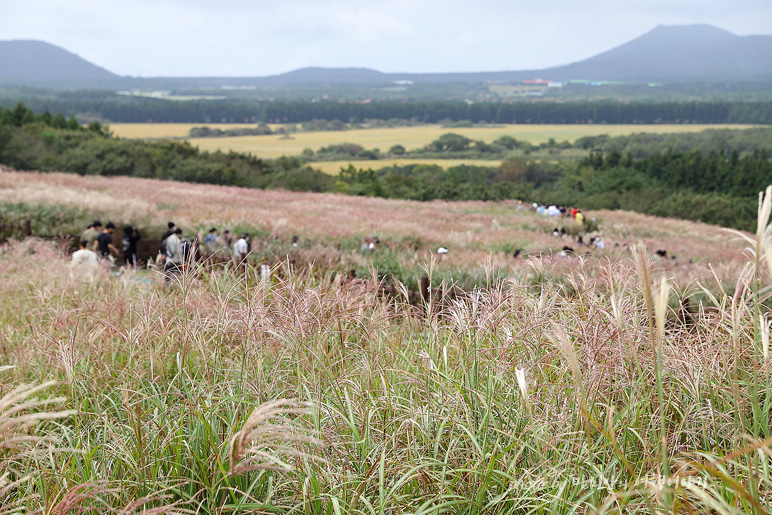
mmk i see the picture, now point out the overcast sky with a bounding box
[2,0,771,77]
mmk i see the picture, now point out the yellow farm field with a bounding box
[181,123,755,158]
[110,123,285,139]
[312,159,503,174]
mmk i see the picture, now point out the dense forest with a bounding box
[2,95,772,124]
[1,102,770,231]
[260,100,772,125]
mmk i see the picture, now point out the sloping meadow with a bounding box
[0,169,770,513]
[0,168,750,285]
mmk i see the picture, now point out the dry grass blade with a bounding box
[117,490,193,515]
[515,368,528,403]
[760,315,770,363]
[0,472,36,509]
[726,185,772,279]
[0,381,75,459]
[229,398,320,476]
[49,482,116,515]
[549,322,589,436]
[0,381,75,513]
[758,186,772,241]
[654,275,670,348]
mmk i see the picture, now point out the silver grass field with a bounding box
[1,188,772,514]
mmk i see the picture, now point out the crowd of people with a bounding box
[200,227,251,264]
[552,228,605,249]
[68,201,623,283]
[72,220,143,277]
[532,203,585,226]
[70,219,261,282]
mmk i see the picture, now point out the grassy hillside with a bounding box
[1,169,771,513]
[0,168,748,285]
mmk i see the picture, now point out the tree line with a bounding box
[301,128,772,163]
[0,102,109,134]
[261,100,772,125]
[580,148,772,199]
[3,96,772,124]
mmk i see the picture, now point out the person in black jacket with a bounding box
[122,225,143,268]
[95,222,120,260]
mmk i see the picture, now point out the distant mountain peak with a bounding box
[635,23,738,44]
[0,40,117,84]
[649,23,735,34]
[273,66,386,83]
[552,24,772,81]
[289,66,380,72]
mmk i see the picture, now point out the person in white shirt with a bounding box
[164,227,184,282]
[71,239,99,277]
[233,233,249,263]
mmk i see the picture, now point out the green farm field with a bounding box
[110,123,759,158]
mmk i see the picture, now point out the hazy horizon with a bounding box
[2,0,771,78]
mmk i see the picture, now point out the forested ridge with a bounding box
[1,102,770,231]
[2,96,772,124]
